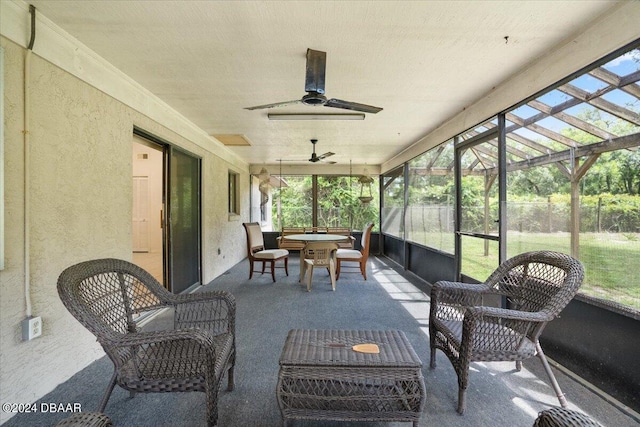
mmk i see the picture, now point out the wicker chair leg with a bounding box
[455,359,469,414]
[98,372,117,412]
[206,399,218,427]
[227,363,235,391]
[457,387,466,414]
[536,342,568,408]
[206,385,220,427]
[429,343,437,369]
[516,360,522,371]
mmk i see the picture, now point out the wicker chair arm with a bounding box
[171,291,236,335]
[431,281,490,307]
[170,289,235,307]
[466,305,551,323]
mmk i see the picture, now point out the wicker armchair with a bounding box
[429,251,584,414]
[57,258,236,427]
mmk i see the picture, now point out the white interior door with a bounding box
[132,176,150,252]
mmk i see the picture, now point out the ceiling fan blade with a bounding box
[317,151,335,160]
[305,49,326,94]
[245,99,302,110]
[320,159,337,164]
[325,98,383,114]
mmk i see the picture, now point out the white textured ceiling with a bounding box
[27,0,620,167]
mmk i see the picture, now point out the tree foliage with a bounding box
[273,175,379,231]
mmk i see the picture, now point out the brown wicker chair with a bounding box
[336,222,374,280]
[57,258,236,427]
[429,251,584,414]
[243,222,289,282]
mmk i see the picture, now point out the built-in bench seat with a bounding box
[277,227,306,251]
[327,227,355,249]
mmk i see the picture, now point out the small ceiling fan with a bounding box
[245,49,383,114]
[308,139,336,164]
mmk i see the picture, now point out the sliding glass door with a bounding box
[168,147,201,293]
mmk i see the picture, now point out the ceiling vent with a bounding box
[214,134,252,146]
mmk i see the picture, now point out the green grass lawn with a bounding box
[475,232,639,310]
[413,231,639,311]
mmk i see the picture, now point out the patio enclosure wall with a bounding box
[2,2,639,424]
[380,41,640,411]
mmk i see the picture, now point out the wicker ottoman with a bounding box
[277,329,425,426]
[533,407,603,427]
[55,412,113,427]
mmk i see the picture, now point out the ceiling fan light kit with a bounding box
[268,113,365,121]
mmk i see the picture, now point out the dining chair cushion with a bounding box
[253,249,289,259]
[336,249,362,259]
[253,249,289,260]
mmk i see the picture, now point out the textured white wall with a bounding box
[0,37,249,424]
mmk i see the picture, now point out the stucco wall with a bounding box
[0,37,249,424]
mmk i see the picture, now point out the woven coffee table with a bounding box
[277,329,425,426]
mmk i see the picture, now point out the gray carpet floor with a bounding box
[4,255,638,427]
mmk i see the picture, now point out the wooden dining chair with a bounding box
[243,222,289,282]
[336,222,374,280]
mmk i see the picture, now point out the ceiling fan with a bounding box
[279,139,336,164]
[308,139,336,164]
[245,49,383,114]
